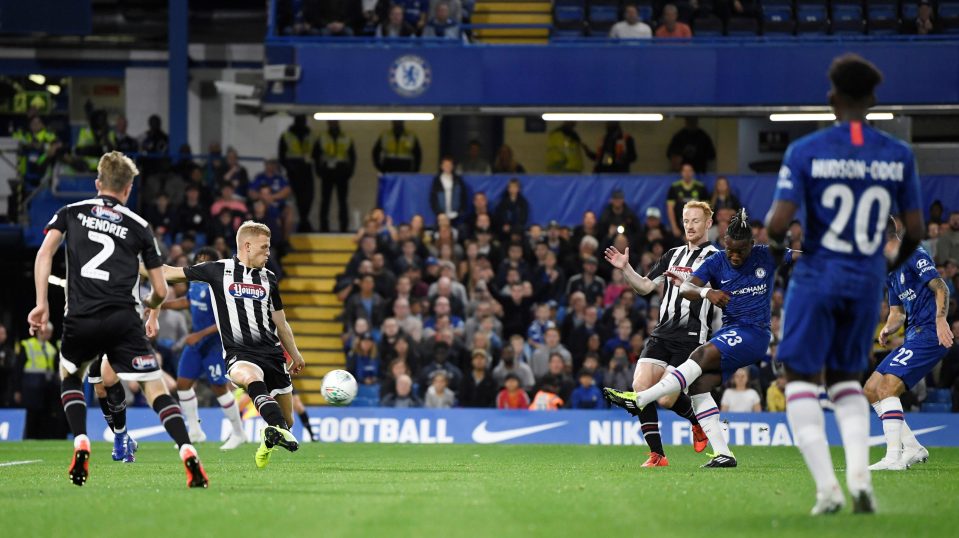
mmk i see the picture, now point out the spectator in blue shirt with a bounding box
[348,333,380,386]
[527,303,554,349]
[602,319,633,361]
[249,159,293,239]
[571,370,606,409]
[396,0,429,34]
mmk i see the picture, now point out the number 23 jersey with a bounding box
[45,195,162,317]
[774,121,923,290]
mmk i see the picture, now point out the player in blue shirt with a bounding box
[605,209,783,468]
[863,229,953,471]
[765,55,925,515]
[162,247,246,450]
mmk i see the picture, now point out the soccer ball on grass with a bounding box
[321,369,357,406]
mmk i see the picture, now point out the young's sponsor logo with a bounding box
[91,205,123,223]
[229,282,267,301]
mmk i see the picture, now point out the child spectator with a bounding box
[348,333,380,385]
[721,368,762,412]
[496,373,530,410]
[425,371,455,408]
[526,303,554,349]
[571,370,606,409]
[529,377,564,410]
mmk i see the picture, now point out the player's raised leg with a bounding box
[229,362,298,469]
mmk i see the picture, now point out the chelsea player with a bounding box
[162,247,246,449]
[605,209,784,468]
[766,55,924,515]
[863,223,953,471]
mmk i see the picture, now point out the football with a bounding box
[320,369,358,406]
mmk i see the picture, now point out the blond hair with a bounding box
[97,151,139,191]
[683,200,714,222]
[236,221,272,244]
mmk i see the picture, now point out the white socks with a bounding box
[217,392,245,436]
[786,381,840,496]
[872,397,904,462]
[827,381,872,495]
[691,392,732,456]
[637,359,703,407]
[177,389,202,433]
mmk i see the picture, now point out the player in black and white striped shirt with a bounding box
[603,200,721,467]
[146,221,306,469]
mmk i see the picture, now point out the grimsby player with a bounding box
[766,54,924,515]
[146,221,307,468]
[28,151,208,488]
[603,200,717,467]
[160,247,245,450]
[864,228,952,470]
[606,209,785,467]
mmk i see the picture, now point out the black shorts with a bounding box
[61,309,161,382]
[227,348,293,397]
[639,336,700,368]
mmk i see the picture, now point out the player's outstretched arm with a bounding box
[139,263,188,284]
[878,305,906,348]
[272,309,306,375]
[928,278,954,348]
[28,229,64,335]
[679,275,729,308]
[605,245,657,295]
[143,266,169,309]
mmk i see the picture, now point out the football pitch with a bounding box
[2,442,957,538]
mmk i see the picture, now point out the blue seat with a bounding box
[637,5,653,21]
[693,14,724,36]
[927,388,953,404]
[764,5,793,22]
[588,3,619,35]
[555,5,585,23]
[796,4,826,22]
[941,2,959,33]
[921,402,952,413]
[866,1,899,34]
[352,384,381,407]
[832,5,862,22]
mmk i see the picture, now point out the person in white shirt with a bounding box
[609,4,652,39]
[720,368,762,412]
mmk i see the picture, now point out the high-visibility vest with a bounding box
[529,390,564,411]
[20,337,57,374]
[282,130,314,162]
[76,127,117,171]
[317,132,353,167]
[546,129,583,173]
[14,128,57,175]
[377,130,417,164]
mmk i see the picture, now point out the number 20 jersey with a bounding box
[774,121,923,291]
[45,195,163,317]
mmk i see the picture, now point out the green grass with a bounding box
[1,442,958,538]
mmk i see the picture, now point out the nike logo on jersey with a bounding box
[721,279,732,284]
[471,420,567,444]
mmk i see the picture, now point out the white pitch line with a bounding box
[0,460,42,467]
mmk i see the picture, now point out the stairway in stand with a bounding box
[282,233,353,405]
[472,1,551,44]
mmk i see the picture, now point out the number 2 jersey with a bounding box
[774,121,923,292]
[45,195,162,317]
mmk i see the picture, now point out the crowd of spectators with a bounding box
[335,162,959,411]
[276,0,472,41]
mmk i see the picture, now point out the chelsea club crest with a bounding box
[389,55,431,97]
[755,267,767,279]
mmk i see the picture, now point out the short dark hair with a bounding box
[726,208,752,241]
[194,246,220,263]
[829,54,883,101]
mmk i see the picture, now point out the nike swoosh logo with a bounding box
[721,279,732,284]
[868,425,945,446]
[471,420,568,444]
[103,425,169,442]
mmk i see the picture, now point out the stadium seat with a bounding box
[927,388,953,404]
[727,17,760,35]
[921,402,952,413]
[693,14,724,36]
[762,3,796,35]
[588,0,620,36]
[831,1,865,34]
[351,384,381,407]
[796,1,829,35]
[553,0,586,37]
[866,0,899,35]
[901,1,920,21]
[941,2,959,33]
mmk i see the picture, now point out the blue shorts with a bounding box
[778,279,882,376]
[177,335,228,385]
[876,328,949,389]
[709,324,772,381]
